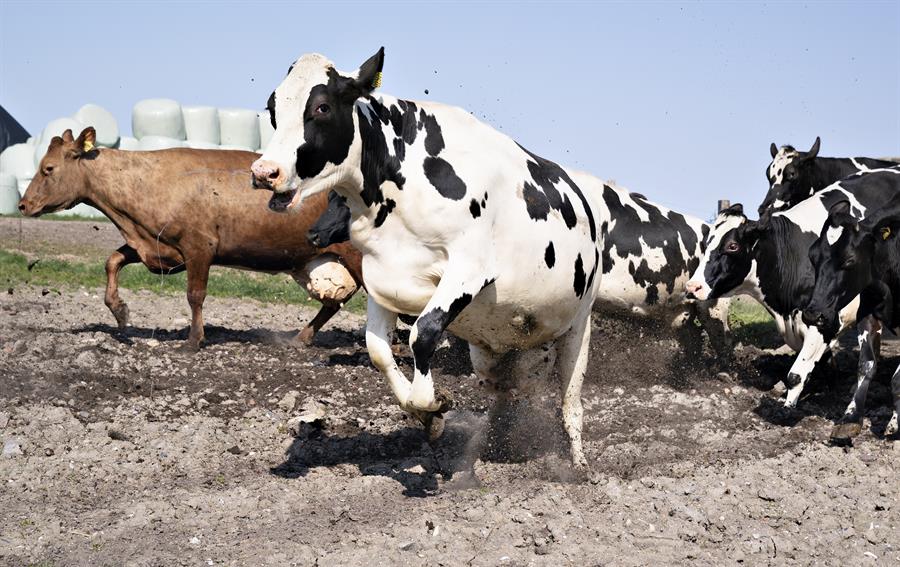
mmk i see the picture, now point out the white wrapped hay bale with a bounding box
[292,255,358,304]
[74,104,120,148]
[184,140,220,150]
[0,142,37,180]
[138,136,184,151]
[0,173,19,214]
[117,136,140,151]
[33,117,86,167]
[218,108,260,151]
[182,105,220,145]
[132,99,186,141]
[17,177,32,198]
[258,111,275,151]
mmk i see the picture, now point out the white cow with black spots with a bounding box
[250,48,610,472]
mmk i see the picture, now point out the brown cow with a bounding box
[18,127,363,350]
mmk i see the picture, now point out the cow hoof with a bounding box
[178,340,202,353]
[293,328,315,347]
[391,343,411,358]
[830,421,862,445]
[113,305,130,329]
[784,372,802,389]
[434,386,454,413]
[422,412,446,442]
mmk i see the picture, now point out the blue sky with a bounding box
[2,1,898,220]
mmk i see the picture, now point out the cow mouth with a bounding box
[268,189,298,212]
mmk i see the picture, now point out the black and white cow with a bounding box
[759,136,898,217]
[310,176,732,359]
[802,196,900,442]
[685,167,900,408]
[250,48,610,471]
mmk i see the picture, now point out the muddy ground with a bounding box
[1,219,899,566]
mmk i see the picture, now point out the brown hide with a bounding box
[20,128,362,349]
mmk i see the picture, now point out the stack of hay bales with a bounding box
[0,99,266,217]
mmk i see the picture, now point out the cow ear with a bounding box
[354,47,385,95]
[740,221,765,245]
[721,203,744,218]
[827,200,851,226]
[806,136,821,159]
[770,143,778,159]
[61,129,75,143]
[73,127,97,157]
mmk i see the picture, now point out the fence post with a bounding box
[717,199,731,213]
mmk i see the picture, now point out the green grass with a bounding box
[728,298,781,348]
[0,212,110,222]
[0,249,366,314]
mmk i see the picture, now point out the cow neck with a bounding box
[752,215,815,315]
[79,149,158,232]
[873,244,900,328]
[354,95,417,209]
[809,158,858,194]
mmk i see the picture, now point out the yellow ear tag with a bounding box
[881,226,892,240]
[83,140,94,152]
[371,71,382,89]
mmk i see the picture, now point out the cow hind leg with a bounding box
[555,305,592,473]
[831,317,881,444]
[104,245,140,329]
[182,256,212,351]
[294,301,341,346]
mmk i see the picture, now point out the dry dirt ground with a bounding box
[1,219,899,566]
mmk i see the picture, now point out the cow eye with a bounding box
[725,241,740,253]
[315,103,331,115]
[840,258,855,269]
[43,165,54,176]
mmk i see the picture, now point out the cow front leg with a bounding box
[886,363,900,437]
[832,317,882,444]
[104,245,140,329]
[365,297,416,407]
[182,256,212,351]
[784,324,829,408]
[556,305,592,472]
[408,274,494,413]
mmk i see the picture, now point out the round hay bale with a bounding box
[33,117,87,167]
[182,105,220,145]
[292,255,358,304]
[258,111,275,151]
[218,108,260,150]
[132,99,186,140]
[138,136,185,151]
[68,203,105,218]
[0,143,37,180]
[16,177,32,198]
[0,173,19,214]
[218,144,254,152]
[74,104,120,148]
[117,136,141,151]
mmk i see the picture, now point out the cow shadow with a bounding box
[72,323,363,349]
[270,402,569,497]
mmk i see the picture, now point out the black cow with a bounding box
[686,167,900,408]
[802,196,900,442]
[760,136,898,217]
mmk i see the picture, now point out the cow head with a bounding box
[18,127,98,217]
[307,190,351,247]
[802,199,900,337]
[251,48,385,212]
[685,204,761,300]
[758,137,821,217]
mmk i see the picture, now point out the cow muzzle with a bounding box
[250,159,286,191]
[684,280,708,301]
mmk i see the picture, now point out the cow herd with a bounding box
[16,48,900,477]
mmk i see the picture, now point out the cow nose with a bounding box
[684,280,703,300]
[17,199,28,215]
[801,309,822,327]
[251,160,284,190]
